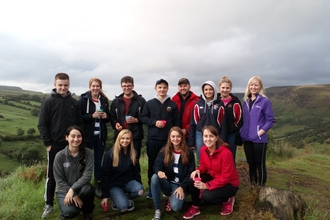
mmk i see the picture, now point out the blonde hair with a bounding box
[243,76,266,101]
[218,76,232,90]
[112,129,136,167]
[89,78,108,99]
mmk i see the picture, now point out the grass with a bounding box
[0,147,329,220]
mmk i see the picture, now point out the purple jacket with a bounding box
[240,94,275,143]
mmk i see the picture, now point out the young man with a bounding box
[109,76,146,161]
[140,79,181,199]
[38,73,83,219]
[172,78,200,143]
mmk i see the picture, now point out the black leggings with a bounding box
[189,173,238,206]
[243,141,267,185]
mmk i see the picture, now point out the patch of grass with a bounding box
[1,148,329,220]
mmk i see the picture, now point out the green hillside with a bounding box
[1,84,330,174]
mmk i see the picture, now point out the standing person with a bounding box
[79,78,111,197]
[140,79,181,199]
[100,129,144,213]
[38,73,83,219]
[150,127,195,220]
[240,76,275,186]
[218,76,243,165]
[172,78,200,144]
[183,126,239,219]
[109,76,146,162]
[53,126,94,220]
[188,81,226,163]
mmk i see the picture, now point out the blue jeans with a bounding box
[150,174,186,211]
[195,131,203,163]
[226,132,237,166]
[109,180,144,211]
[86,136,105,181]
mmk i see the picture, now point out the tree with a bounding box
[17,127,25,136]
[27,128,36,136]
[30,108,39,117]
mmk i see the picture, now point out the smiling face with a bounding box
[54,79,70,97]
[203,84,214,101]
[178,83,191,98]
[170,130,182,148]
[119,133,131,149]
[121,82,134,97]
[249,80,261,96]
[65,129,82,148]
[90,81,101,98]
[155,83,168,98]
[219,82,231,99]
[202,128,217,150]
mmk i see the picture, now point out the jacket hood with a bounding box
[201,81,217,102]
[51,88,72,98]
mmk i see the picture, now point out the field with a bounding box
[0,85,330,219]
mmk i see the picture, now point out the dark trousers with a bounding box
[146,139,167,187]
[189,173,238,206]
[45,144,65,206]
[56,184,95,218]
[243,141,268,185]
[86,136,105,181]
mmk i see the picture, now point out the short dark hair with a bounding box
[121,76,134,85]
[55,73,69,80]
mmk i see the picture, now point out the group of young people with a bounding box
[37,73,275,220]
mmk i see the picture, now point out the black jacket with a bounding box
[100,147,141,198]
[219,93,243,133]
[109,91,146,140]
[38,89,83,147]
[79,92,111,142]
[153,148,195,192]
[140,96,181,141]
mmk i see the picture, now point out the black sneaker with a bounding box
[127,200,135,211]
[112,203,118,211]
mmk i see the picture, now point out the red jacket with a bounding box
[172,91,200,138]
[198,145,239,190]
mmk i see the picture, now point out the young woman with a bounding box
[150,127,195,220]
[53,126,94,220]
[218,76,243,165]
[240,76,275,186]
[183,126,239,219]
[79,78,110,197]
[100,129,144,213]
[188,81,226,163]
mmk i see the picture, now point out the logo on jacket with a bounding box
[63,162,71,168]
[166,106,172,112]
[213,104,219,110]
[256,105,262,108]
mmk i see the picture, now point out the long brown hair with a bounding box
[112,129,136,167]
[202,125,229,148]
[162,126,190,166]
[89,78,108,99]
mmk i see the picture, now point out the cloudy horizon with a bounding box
[1,1,329,100]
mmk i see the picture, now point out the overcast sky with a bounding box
[0,0,329,100]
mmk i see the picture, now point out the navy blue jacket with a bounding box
[153,148,195,192]
[79,92,110,142]
[140,96,181,141]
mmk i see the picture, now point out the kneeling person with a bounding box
[101,129,144,212]
[53,126,95,220]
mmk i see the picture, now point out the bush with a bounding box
[13,146,43,166]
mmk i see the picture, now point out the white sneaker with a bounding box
[152,209,161,220]
[42,204,53,219]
